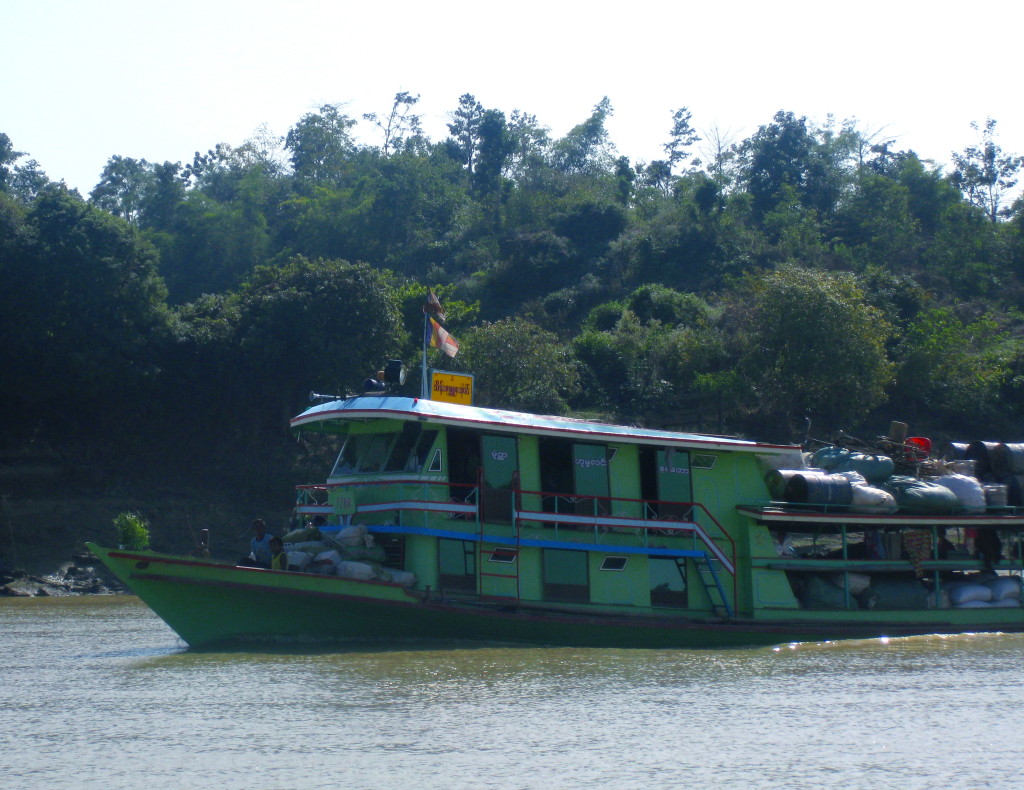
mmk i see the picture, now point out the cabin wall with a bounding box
[608,444,642,518]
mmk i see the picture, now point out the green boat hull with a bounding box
[88,544,1024,649]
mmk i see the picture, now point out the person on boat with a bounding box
[269,537,288,571]
[248,519,273,568]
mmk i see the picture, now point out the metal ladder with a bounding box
[694,553,733,618]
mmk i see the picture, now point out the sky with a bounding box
[3,0,1023,195]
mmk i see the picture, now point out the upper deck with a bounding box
[291,395,799,457]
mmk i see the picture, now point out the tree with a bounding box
[90,155,152,224]
[951,118,1023,223]
[363,91,424,156]
[740,111,815,219]
[446,93,485,172]
[734,265,893,433]
[664,106,701,172]
[891,307,1007,425]
[234,258,405,424]
[551,97,616,175]
[504,110,550,179]
[9,159,50,203]
[285,104,358,183]
[0,132,23,193]
[454,319,580,413]
[0,186,168,434]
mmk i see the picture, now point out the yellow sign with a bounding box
[430,370,474,405]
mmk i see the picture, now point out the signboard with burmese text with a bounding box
[430,370,474,405]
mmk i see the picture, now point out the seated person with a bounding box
[270,537,288,570]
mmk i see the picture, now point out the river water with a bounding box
[2,595,1023,790]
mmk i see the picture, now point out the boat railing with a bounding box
[294,479,736,575]
[512,487,736,574]
[296,479,481,522]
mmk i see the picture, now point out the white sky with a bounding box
[3,0,1022,195]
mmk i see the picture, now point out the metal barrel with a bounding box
[990,443,1024,477]
[965,441,1001,476]
[767,470,853,505]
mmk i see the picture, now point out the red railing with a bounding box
[293,479,736,576]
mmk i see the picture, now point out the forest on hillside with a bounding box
[3,94,1024,480]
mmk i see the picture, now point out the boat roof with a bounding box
[290,395,798,454]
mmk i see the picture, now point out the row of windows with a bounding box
[331,426,719,481]
[332,426,440,476]
[437,539,688,607]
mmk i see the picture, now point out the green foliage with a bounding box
[5,101,1024,461]
[285,104,357,184]
[734,265,893,432]
[951,118,1024,223]
[573,288,727,424]
[0,186,168,427]
[235,257,405,415]
[454,320,580,413]
[114,512,150,550]
[891,308,1008,424]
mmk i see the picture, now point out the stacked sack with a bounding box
[281,523,417,586]
[946,575,1022,608]
[810,447,897,514]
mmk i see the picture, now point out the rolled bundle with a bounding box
[881,476,960,514]
[931,473,986,514]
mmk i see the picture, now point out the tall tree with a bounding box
[951,118,1023,223]
[664,106,701,172]
[734,265,892,433]
[90,155,152,224]
[740,110,815,219]
[446,93,485,172]
[363,91,424,156]
[551,97,616,175]
[285,104,358,183]
[0,132,22,193]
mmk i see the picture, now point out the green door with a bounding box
[573,443,610,516]
[481,435,518,522]
[657,448,692,519]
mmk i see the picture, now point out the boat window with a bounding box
[649,556,687,608]
[382,425,438,473]
[331,434,371,476]
[542,548,589,603]
[359,433,394,473]
[428,448,442,472]
[489,547,517,564]
[600,556,628,571]
[408,430,438,472]
[691,454,717,470]
[439,538,476,592]
[384,423,422,472]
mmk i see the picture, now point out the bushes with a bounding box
[113,512,150,550]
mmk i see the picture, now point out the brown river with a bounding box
[3,595,1024,789]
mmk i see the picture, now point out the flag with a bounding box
[423,288,446,323]
[426,316,459,357]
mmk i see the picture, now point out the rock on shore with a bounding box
[1,552,125,597]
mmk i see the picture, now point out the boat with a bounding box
[89,393,1024,649]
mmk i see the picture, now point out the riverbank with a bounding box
[0,450,296,593]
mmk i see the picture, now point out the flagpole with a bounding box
[421,312,429,399]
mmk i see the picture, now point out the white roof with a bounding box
[291,395,798,454]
